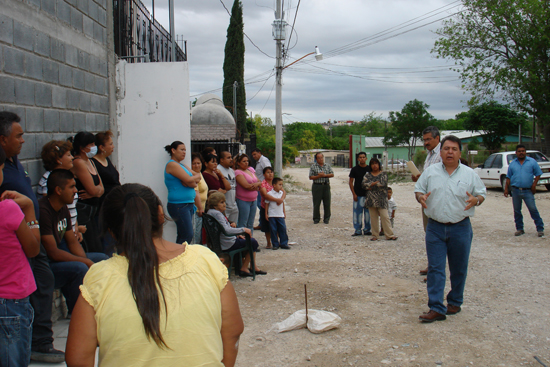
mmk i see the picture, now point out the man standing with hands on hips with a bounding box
[414,135,486,323]
[504,144,544,237]
[309,152,334,224]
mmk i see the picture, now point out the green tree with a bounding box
[284,122,328,149]
[464,101,528,150]
[384,99,437,159]
[222,0,246,141]
[357,112,386,136]
[432,0,550,150]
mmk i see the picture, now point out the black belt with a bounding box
[511,186,530,190]
[429,218,467,225]
[313,182,330,185]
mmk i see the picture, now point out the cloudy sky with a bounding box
[146,0,468,124]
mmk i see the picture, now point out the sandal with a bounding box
[370,237,378,241]
[266,245,272,249]
[386,236,398,241]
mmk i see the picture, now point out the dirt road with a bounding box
[235,167,550,367]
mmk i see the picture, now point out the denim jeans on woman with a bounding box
[0,297,34,366]
[236,199,257,234]
[167,202,195,245]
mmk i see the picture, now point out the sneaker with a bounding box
[538,231,545,237]
[31,346,65,363]
[514,230,525,236]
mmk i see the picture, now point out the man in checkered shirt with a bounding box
[412,126,441,278]
[309,152,334,224]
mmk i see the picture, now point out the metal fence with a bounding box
[114,0,187,63]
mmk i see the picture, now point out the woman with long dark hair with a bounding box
[164,141,201,244]
[65,184,244,366]
[71,132,104,252]
[362,157,398,241]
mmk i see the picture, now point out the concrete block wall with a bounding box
[0,0,113,187]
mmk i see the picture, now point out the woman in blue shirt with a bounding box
[164,141,201,244]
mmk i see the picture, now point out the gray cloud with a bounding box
[146,0,467,123]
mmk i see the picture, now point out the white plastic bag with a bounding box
[273,309,341,334]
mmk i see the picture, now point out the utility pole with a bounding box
[274,0,284,177]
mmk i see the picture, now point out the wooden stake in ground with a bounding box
[304,284,308,326]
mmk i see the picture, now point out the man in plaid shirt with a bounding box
[309,152,334,224]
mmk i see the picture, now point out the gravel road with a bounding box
[234,167,550,367]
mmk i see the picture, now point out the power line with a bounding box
[218,0,275,59]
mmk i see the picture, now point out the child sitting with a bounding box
[265,178,290,250]
[206,192,267,277]
[0,146,41,365]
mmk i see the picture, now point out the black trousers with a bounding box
[312,183,331,222]
[29,244,55,349]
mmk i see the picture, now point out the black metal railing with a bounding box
[114,0,187,63]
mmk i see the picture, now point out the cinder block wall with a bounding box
[0,0,114,187]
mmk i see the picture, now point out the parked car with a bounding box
[474,150,550,191]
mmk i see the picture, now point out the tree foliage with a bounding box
[284,122,329,150]
[222,0,246,140]
[384,99,437,159]
[463,101,528,150]
[432,0,550,148]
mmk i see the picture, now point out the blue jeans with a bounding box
[0,297,33,367]
[236,199,257,234]
[256,191,262,210]
[49,252,108,314]
[193,212,203,244]
[353,196,371,234]
[511,188,544,232]
[426,218,473,315]
[167,202,195,244]
[269,217,289,248]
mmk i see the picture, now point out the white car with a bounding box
[474,150,550,191]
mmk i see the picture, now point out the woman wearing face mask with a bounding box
[71,132,104,253]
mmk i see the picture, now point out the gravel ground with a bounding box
[235,167,550,367]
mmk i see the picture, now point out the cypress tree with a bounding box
[222,0,247,140]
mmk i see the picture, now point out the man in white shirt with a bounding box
[414,135,486,322]
[217,151,239,223]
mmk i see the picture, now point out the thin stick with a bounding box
[304,284,308,326]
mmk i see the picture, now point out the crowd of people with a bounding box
[2,108,545,366]
[0,109,290,366]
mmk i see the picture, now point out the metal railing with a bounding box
[114,0,186,63]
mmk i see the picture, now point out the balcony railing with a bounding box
[114,0,187,62]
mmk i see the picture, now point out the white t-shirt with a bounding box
[217,164,237,208]
[255,155,271,182]
[265,189,284,218]
[387,197,397,217]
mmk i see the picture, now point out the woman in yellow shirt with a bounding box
[65,184,244,367]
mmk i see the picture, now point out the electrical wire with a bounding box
[219,0,275,58]
[258,80,276,115]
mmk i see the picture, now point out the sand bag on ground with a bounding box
[273,309,341,333]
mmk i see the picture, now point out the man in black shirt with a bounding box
[348,152,372,236]
[39,169,108,314]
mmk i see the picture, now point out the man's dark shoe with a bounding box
[514,230,525,236]
[323,220,329,224]
[313,220,319,224]
[419,310,446,323]
[419,267,428,276]
[31,346,65,363]
[446,304,461,315]
[364,231,372,235]
[351,232,362,237]
[272,246,280,250]
[280,245,291,250]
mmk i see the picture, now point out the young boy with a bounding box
[387,187,397,228]
[265,178,290,250]
[380,187,397,236]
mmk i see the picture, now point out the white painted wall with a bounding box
[115,60,190,241]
